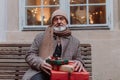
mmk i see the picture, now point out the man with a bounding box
[22,9,85,80]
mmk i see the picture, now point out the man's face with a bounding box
[53,15,67,27]
[52,15,67,31]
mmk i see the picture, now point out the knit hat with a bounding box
[51,9,68,23]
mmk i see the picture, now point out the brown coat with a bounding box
[22,33,84,80]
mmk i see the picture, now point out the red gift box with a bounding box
[51,70,68,80]
[70,71,89,80]
[51,70,89,80]
[50,61,89,80]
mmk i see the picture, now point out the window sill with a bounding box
[69,26,110,30]
[21,26,110,31]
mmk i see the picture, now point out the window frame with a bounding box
[19,0,113,31]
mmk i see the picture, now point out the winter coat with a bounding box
[22,33,84,80]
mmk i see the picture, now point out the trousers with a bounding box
[30,71,50,80]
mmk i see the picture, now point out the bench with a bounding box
[0,43,92,80]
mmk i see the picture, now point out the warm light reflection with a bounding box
[89,14,94,24]
[71,13,74,17]
[93,13,95,15]
[43,8,50,24]
[31,8,40,21]
[71,0,74,2]
[27,0,60,25]
[71,10,103,24]
[100,11,103,14]
[96,12,98,14]
[89,11,103,24]
[81,16,85,19]
[44,1,47,5]
[30,8,50,23]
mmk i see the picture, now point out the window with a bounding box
[19,0,112,30]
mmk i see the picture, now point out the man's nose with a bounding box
[57,19,61,23]
[57,23,61,26]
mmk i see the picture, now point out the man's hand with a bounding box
[73,60,84,72]
[40,61,52,75]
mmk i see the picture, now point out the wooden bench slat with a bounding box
[0,63,28,67]
[0,52,27,55]
[0,67,28,71]
[0,76,22,79]
[83,60,92,64]
[0,48,29,51]
[0,72,25,75]
[81,48,91,51]
[0,55,25,59]
[82,55,91,60]
[89,76,92,80]
[0,59,25,63]
[85,67,92,72]
[81,51,91,55]
[0,43,31,47]
[80,44,91,47]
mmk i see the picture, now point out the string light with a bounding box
[96,12,98,14]
[100,11,103,14]
[44,1,47,5]
[31,8,39,17]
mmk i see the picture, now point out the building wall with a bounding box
[118,0,120,30]
[3,0,120,80]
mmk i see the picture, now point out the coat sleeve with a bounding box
[25,33,44,71]
[72,39,85,67]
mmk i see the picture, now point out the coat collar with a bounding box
[53,35,71,57]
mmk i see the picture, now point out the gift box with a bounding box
[50,60,89,80]
[51,70,89,80]
[51,70,68,80]
[70,71,89,80]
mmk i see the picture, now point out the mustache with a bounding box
[53,24,68,27]
[54,23,65,27]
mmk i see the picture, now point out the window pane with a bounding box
[89,0,106,3]
[89,6,106,24]
[26,8,41,25]
[43,0,59,5]
[70,6,87,24]
[43,7,59,25]
[26,0,41,6]
[70,0,86,4]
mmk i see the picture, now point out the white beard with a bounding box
[54,25,68,32]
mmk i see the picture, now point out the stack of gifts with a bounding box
[46,58,89,80]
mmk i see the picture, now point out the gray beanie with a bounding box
[51,9,68,23]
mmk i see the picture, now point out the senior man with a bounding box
[22,9,85,80]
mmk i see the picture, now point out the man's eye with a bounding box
[54,18,58,21]
[53,17,65,21]
[60,17,65,20]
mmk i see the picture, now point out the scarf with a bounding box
[39,26,54,59]
[39,26,71,59]
[54,28,71,37]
